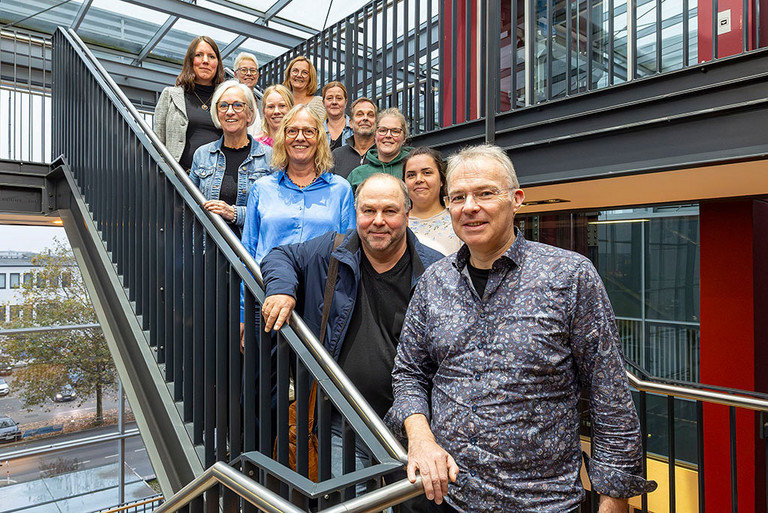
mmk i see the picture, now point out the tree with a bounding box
[0,239,117,424]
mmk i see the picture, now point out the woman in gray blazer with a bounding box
[154,36,225,172]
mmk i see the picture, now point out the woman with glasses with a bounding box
[257,84,294,147]
[347,107,412,189]
[189,80,273,235]
[233,51,263,139]
[282,56,326,121]
[403,147,461,255]
[241,104,355,265]
[154,36,225,172]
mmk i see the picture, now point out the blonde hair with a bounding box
[271,105,334,173]
[260,84,294,136]
[282,56,318,96]
[377,107,409,140]
[234,51,259,70]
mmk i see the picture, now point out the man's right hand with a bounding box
[262,294,297,332]
[404,414,459,505]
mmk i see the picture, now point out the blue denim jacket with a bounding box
[189,135,273,227]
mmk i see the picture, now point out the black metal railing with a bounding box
[590,361,768,513]
[51,26,419,511]
[259,0,765,137]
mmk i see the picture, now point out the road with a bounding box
[0,374,121,429]
[0,422,154,486]
[0,374,154,486]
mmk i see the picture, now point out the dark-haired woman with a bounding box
[403,147,461,255]
[154,36,225,171]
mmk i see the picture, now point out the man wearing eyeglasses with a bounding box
[233,52,263,138]
[346,107,413,189]
[386,145,657,512]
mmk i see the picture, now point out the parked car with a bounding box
[54,384,77,402]
[0,378,8,396]
[0,416,21,442]
[0,360,12,376]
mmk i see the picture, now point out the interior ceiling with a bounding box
[521,159,768,214]
[0,0,370,77]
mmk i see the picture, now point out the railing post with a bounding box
[485,0,500,143]
[524,0,534,106]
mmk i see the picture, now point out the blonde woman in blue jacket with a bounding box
[154,36,225,171]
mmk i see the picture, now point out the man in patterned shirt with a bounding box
[385,145,656,512]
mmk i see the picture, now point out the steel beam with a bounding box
[203,0,316,35]
[133,15,179,65]
[120,0,304,48]
[48,159,205,495]
[70,0,94,31]
[411,49,768,185]
[220,0,295,60]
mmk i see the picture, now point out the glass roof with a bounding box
[1,0,371,75]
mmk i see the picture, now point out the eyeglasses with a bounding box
[376,127,403,137]
[236,67,258,76]
[285,126,319,139]
[444,188,512,207]
[290,69,310,77]
[217,101,247,113]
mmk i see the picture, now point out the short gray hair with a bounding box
[445,144,520,190]
[234,52,259,70]
[354,173,412,212]
[210,80,257,128]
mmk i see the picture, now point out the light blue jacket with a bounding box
[189,135,273,227]
[241,170,356,265]
[239,170,357,321]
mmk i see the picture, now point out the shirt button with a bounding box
[479,312,486,318]
[470,469,477,477]
[477,343,484,349]
[470,437,477,444]
[471,405,478,413]
[474,373,481,381]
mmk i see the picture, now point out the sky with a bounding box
[0,225,70,253]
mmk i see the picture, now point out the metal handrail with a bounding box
[627,371,768,411]
[62,26,407,464]
[154,461,423,513]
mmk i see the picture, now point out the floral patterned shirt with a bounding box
[408,208,462,256]
[385,231,657,512]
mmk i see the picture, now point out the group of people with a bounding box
[154,36,656,513]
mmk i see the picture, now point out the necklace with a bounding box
[193,89,212,111]
[287,170,319,189]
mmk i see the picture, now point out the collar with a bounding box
[333,228,425,282]
[208,135,267,158]
[277,169,333,190]
[324,115,351,133]
[454,227,526,272]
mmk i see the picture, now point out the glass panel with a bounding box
[517,203,700,382]
[0,273,5,289]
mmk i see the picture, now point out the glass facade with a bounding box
[499,0,700,107]
[517,203,700,382]
[518,203,701,464]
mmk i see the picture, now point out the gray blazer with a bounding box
[153,86,188,162]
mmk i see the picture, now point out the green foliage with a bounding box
[0,239,117,417]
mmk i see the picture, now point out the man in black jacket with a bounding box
[261,173,443,512]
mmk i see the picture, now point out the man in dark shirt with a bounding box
[260,173,442,512]
[331,97,377,178]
